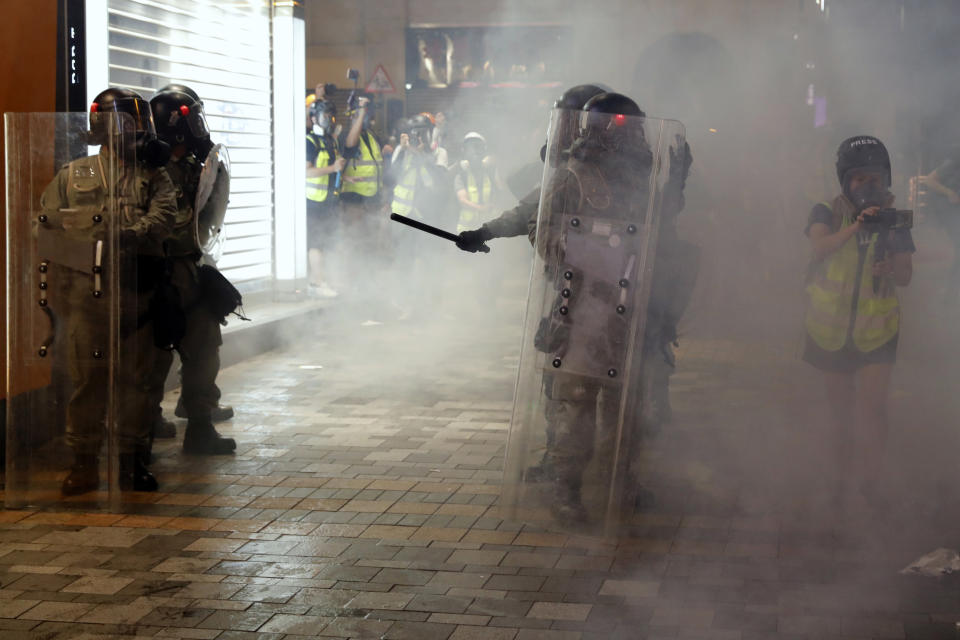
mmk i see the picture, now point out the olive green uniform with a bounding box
[40,152,177,456]
[148,154,224,424]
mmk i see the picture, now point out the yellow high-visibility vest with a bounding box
[392,153,425,219]
[341,131,382,197]
[306,134,336,203]
[805,196,900,352]
[456,165,492,233]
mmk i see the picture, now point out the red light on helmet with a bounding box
[90,103,99,113]
[613,114,626,126]
[179,105,190,116]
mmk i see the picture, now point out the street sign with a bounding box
[365,64,396,94]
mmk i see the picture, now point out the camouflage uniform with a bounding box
[40,152,177,456]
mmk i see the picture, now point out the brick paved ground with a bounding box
[3,295,960,639]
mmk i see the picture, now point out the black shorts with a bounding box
[802,333,898,374]
[306,200,339,250]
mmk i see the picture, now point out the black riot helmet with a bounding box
[90,87,154,143]
[406,113,434,148]
[554,83,609,110]
[90,87,170,167]
[836,135,891,189]
[575,92,647,155]
[581,92,645,124]
[150,85,211,156]
[542,83,613,164]
[309,99,337,136]
[159,83,202,104]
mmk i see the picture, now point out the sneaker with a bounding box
[316,282,339,298]
[308,282,339,299]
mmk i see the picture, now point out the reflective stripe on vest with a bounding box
[456,168,492,233]
[805,196,900,352]
[306,135,335,203]
[391,155,417,218]
[341,132,382,197]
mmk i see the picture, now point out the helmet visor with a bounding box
[106,97,156,135]
[184,103,210,140]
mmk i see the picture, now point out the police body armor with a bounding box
[502,107,686,536]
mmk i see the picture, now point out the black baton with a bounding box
[390,213,490,253]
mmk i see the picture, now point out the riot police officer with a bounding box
[148,84,236,455]
[534,93,658,522]
[454,84,612,483]
[41,87,177,494]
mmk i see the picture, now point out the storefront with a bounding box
[66,0,307,294]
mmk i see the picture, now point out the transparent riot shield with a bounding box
[195,143,230,263]
[502,107,686,536]
[5,112,147,510]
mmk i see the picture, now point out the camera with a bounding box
[346,68,361,111]
[861,208,913,231]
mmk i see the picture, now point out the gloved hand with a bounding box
[456,226,493,253]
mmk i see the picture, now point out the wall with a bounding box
[1,0,58,399]
[304,0,800,104]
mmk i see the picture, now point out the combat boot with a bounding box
[176,400,234,423]
[183,421,236,455]
[61,454,99,496]
[550,480,588,524]
[153,415,177,439]
[119,453,158,492]
[210,405,234,422]
[524,453,554,483]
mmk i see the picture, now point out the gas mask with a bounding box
[137,132,171,169]
[463,141,485,165]
[410,128,431,149]
[847,181,891,212]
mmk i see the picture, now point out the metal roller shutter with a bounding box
[106,0,274,291]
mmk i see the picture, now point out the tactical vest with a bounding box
[39,154,156,298]
[306,133,337,203]
[805,195,900,352]
[164,155,202,257]
[456,162,493,233]
[340,131,382,197]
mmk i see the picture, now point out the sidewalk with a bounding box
[2,304,959,639]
